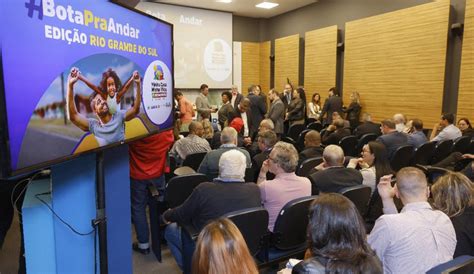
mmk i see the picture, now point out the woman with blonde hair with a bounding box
[192,218,258,274]
[344,91,362,129]
[432,172,474,257]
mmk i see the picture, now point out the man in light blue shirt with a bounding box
[430,113,462,142]
[407,118,428,149]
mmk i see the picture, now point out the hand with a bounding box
[68,67,79,85]
[132,70,140,83]
[377,175,395,200]
[260,159,269,174]
[243,137,252,146]
[462,154,474,159]
[348,158,360,167]
[327,125,336,131]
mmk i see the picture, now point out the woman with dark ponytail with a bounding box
[292,193,382,274]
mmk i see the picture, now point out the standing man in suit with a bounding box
[280,83,293,111]
[230,84,243,110]
[195,84,217,121]
[320,87,343,126]
[247,85,267,135]
[266,89,285,136]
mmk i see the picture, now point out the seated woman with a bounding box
[292,193,382,273]
[347,141,393,194]
[457,118,474,139]
[192,218,258,274]
[431,172,474,257]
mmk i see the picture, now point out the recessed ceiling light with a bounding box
[216,0,232,3]
[256,2,279,9]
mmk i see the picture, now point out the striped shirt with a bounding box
[170,134,211,163]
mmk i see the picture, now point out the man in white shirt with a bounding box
[368,167,456,274]
[430,113,462,142]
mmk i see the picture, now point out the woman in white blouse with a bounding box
[307,92,321,120]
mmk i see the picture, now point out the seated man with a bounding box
[163,150,261,271]
[368,167,456,273]
[332,111,350,128]
[407,118,428,149]
[198,127,251,181]
[257,142,311,231]
[170,121,211,164]
[252,130,278,182]
[299,130,324,165]
[376,119,408,160]
[322,118,351,146]
[430,113,462,142]
[393,113,407,133]
[309,145,363,194]
[354,113,381,138]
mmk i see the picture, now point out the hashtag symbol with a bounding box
[25,0,43,19]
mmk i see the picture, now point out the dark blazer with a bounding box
[376,131,409,160]
[280,91,292,110]
[344,102,361,128]
[228,109,253,137]
[451,206,474,257]
[322,128,351,146]
[299,146,324,165]
[232,93,244,110]
[354,121,381,139]
[287,98,305,122]
[247,92,267,134]
[309,166,363,195]
[266,98,285,134]
[252,149,275,182]
[320,95,343,125]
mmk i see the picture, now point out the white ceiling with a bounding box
[142,0,318,18]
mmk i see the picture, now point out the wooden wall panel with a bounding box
[275,34,300,92]
[457,0,474,122]
[343,1,449,126]
[304,25,338,106]
[241,42,260,96]
[259,41,271,94]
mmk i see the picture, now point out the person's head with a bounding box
[255,85,262,96]
[231,84,238,95]
[258,119,274,133]
[322,145,344,167]
[380,119,396,134]
[393,113,406,125]
[329,87,339,96]
[267,141,299,174]
[457,118,472,131]
[432,172,474,218]
[100,69,122,98]
[201,119,214,138]
[257,130,277,151]
[89,92,109,117]
[221,91,232,104]
[174,91,183,100]
[395,167,429,204]
[312,93,321,104]
[238,98,251,113]
[200,84,209,96]
[284,83,293,93]
[189,121,204,137]
[268,89,279,102]
[411,118,424,132]
[220,127,238,145]
[192,218,258,274]
[307,193,378,273]
[304,130,321,148]
[218,150,247,181]
[350,91,360,104]
[441,113,455,126]
[248,85,256,94]
[332,111,342,121]
[333,118,345,129]
[229,117,244,133]
[294,87,306,103]
[362,113,372,122]
[364,142,392,183]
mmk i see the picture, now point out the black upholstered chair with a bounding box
[431,140,454,164]
[390,145,414,172]
[411,142,436,166]
[295,157,323,177]
[306,122,323,132]
[339,185,372,217]
[339,135,358,157]
[287,124,305,142]
[426,255,474,274]
[165,173,208,208]
[356,133,378,155]
[452,136,471,154]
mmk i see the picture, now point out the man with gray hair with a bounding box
[368,167,456,273]
[230,84,243,109]
[163,149,261,271]
[393,113,407,132]
[257,141,311,231]
[198,127,251,180]
[309,144,362,194]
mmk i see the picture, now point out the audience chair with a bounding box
[390,145,414,172]
[339,185,372,217]
[431,140,454,165]
[356,133,378,155]
[165,173,208,208]
[306,122,323,132]
[295,157,323,177]
[305,118,317,125]
[415,165,451,185]
[339,135,358,157]
[181,152,207,171]
[296,129,311,152]
[426,255,474,274]
[411,142,436,166]
[452,136,471,154]
[280,136,296,146]
[261,196,317,266]
[287,124,305,142]
[224,207,269,256]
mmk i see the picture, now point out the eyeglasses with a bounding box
[266,155,276,162]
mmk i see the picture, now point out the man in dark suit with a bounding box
[252,130,278,181]
[299,130,324,165]
[309,145,363,194]
[320,87,343,126]
[280,83,293,111]
[376,119,409,160]
[247,85,267,135]
[354,113,381,139]
[230,85,243,110]
[266,89,285,136]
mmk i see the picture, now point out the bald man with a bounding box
[299,130,323,164]
[368,167,456,273]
